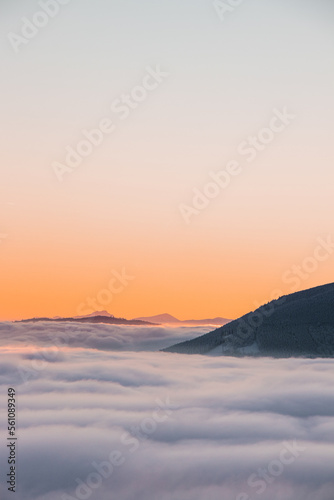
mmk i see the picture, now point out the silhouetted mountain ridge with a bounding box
[17,314,155,326]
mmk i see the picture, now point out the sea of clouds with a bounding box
[0,322,334,500]
[0,320,210,353]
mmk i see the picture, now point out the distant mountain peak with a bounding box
[134,313,180,323]
[134,313,230,327]
[16,311,155,326]
[75,310,115,319]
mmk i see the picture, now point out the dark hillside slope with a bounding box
[163,283,334,357]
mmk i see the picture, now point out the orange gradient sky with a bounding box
[1,0,334,321]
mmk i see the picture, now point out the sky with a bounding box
[0,326,334,499]
[1,0,334,321]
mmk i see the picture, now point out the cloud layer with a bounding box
[0,321,209,352]
[0,323,334,500]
